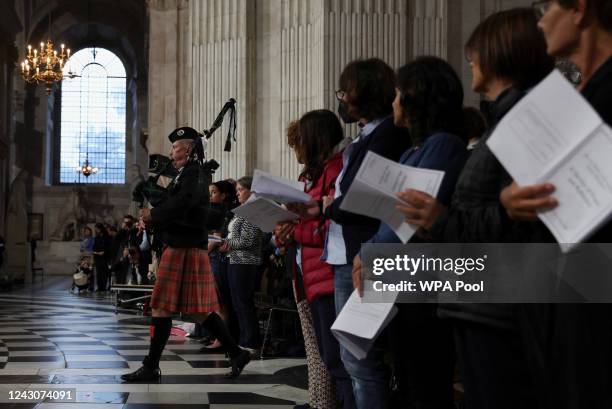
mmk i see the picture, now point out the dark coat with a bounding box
[324,116,412,262]
[150,160,209,248]
[434,88,556,329]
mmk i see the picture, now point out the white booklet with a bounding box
[487,70,612,249]
[231,195,299,232]
[331,290,398,360]
[340,151,445,243]
[251,169,311,204]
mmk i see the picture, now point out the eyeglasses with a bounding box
[335,90,346,101]
[532,0,551,20]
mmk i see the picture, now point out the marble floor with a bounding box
[0,277,308,408]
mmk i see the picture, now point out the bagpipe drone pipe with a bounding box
[131,98,237,231]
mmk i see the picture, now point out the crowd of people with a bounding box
[115,2,612,409]
[76,215,151,292]
[275,3,612,409]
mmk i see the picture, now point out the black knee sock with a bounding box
[202,312,242,358]
[144,316,172,369]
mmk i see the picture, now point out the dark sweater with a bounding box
[325,116,412,262]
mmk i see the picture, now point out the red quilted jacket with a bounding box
[293,151,343,302]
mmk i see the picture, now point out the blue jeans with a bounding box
[334,263,389,409]
[227,263,261,349]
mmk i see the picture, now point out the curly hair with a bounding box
[297,110,344,182]
[286,120,301,164]
[396,56,465,145]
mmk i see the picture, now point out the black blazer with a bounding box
[325,116,411,262]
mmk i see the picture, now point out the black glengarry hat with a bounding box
[168,127,202,143]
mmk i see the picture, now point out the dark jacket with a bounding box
[434,88,555,329]
[368,132,468,244]
[294,152,343,302]
[150,160,209,248]
[93,235,109,259]
[583,57,612,242]
[325,116,412,262]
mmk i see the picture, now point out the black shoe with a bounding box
[199,344,223,353]
[121,365,161,382]
[226,349,251,378]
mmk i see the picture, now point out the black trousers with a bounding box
[518,304,612,409]
[94,256,109,291]
[390,304,455,409]
[310,294,356,409]
[454,320,537,409]
[227,263,260,348]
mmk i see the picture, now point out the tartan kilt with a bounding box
[150,247,220,314]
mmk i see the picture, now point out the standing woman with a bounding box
[276,123,337,409]
[219,177,264,353]
[93,223,110,292]
[281,112,355,409]
[354,56,468,409]
[500,2,612,408]
[204,180,239,350]
[393,9,554,409]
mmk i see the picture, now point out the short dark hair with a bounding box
[466,8,554,90]
[339,58,396,120]
[557,0,612,31]
[297,110,344,182]
[396,56,465,145]
[237,176,253,190]
[94,223,108,236]
[212,180,237,205]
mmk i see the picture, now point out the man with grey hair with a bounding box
[122,127,249,382]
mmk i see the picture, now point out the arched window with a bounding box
[60,47,126,184]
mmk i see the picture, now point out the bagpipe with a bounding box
[132,98,237,210]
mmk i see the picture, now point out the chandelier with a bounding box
[76,157,98,178]
[20,13,72,95]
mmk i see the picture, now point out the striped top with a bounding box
[227,216,263,265]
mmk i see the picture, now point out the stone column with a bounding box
[178,0,448,178]
[189,0,256,180]
[147,0,192,155]
[322,0,412,142]
[410,0,448,58]
[446,0,532,107]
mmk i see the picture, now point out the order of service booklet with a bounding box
[487,70,612,250]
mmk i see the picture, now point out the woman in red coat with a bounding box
[279,109,356,409]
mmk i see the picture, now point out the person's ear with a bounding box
[573,0,589,27]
